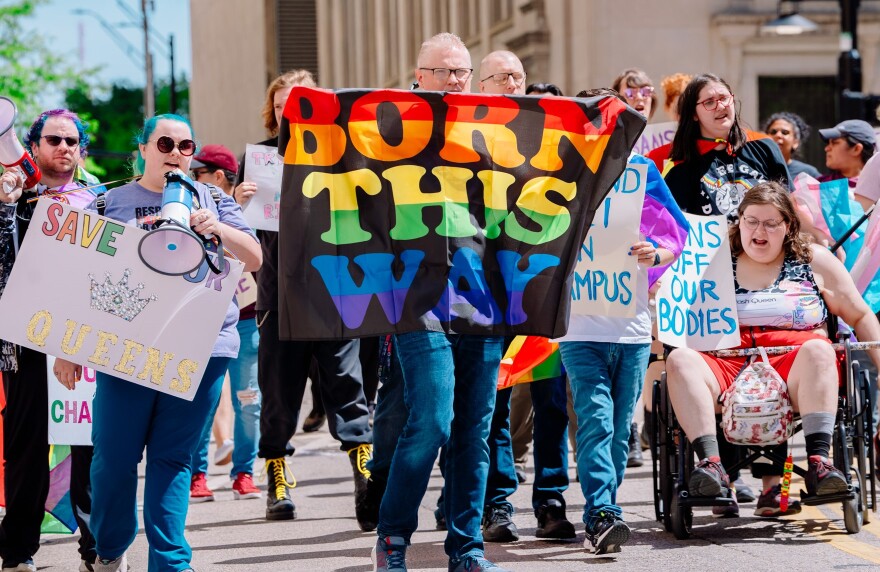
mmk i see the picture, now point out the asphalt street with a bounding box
[33,391,880,572]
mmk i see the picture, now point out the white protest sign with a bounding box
[570,162,646,317]
[631,121,676,157]
[236,272,257,308]
[657,213,739,350]
[241,143,282,231]
[47,357,95,446]
[0,201,243,400]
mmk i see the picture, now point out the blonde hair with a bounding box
[261,69,317,135]
[417,32,469,67]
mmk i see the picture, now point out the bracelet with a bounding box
[652,252,661,266]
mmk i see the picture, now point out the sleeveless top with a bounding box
[734,254,827,330]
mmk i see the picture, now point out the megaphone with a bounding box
[0,96,41,192]
[138,171,211,276]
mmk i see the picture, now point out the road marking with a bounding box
[798,503,880,565]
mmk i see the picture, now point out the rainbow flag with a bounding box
[40,445,78,534]
[497,335,563,390]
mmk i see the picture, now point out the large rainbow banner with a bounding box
[276,88,645,340]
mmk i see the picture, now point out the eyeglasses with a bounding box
[191,168,212,179]
[481,72,526,86]
[153,136,196,156]
[418,67,472,82]
[42,135,79,147]
[740,216,785,233]
[697,94,734,111]
[768,128,792,136]
[623,86,654,100]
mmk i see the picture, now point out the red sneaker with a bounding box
[190,472,215,503]
[232,472,262,500]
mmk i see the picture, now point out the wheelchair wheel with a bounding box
[670,485,693,540]
[654,376,676,530]
[844,471,863,534]
[651,379,664,523]
[856,368,875,523]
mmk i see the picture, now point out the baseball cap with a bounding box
[819,119,876,148]
[191,144,239,173]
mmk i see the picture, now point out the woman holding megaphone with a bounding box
[54,114,261,572]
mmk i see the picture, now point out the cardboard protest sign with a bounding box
[236,272,257,308]
[657,213,739,350]
[0,201,243,400]
[275,88,646,340]
[631,121,676,157]
[241,144,283,231]
[570,162,647,317]
[47,357,95,446]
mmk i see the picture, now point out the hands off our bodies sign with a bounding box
[657,213,739,350]
[569,162,647,318]
[0,200,243,400]
[276,88,645,340]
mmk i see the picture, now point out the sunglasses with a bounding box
[623,86,654,99]
[154,136,196,156]
[42,135,79,147]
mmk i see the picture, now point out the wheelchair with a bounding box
[651,334,877,539]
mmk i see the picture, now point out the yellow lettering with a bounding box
[137,348,175,386]
[88,331,118,367]
[26,310,53,346]
[113,339,144,375]
[169,359,198,393]
[60,320,92,356]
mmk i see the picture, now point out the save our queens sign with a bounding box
[0,200,243,401]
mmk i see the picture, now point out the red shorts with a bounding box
[700,329,835,392]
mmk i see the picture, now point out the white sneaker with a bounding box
[1,561,36,572]
[94,553,128,572]
[214,439,234,465]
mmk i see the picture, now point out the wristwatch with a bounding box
[652,252,661,267]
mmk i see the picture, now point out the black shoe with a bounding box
[585,513,630,554]
[806,455,848,496]
[640,409,652,451]
[265,457,296,520]
[733,478,757,504]
[482,504,519,542]
[626,423,644,468]
[535,500,576,539]
[434,506,447,531]
[689,457,730,497]
[302,409,326,433]
[348,444,375,531]
[364,472,386,532]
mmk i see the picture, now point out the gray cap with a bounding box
[819,119,876,148]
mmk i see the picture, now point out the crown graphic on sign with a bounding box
[88,268,157,322]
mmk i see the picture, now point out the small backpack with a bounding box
[720,347,794,446]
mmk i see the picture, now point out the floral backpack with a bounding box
[720,347,794,445]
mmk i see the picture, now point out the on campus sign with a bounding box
[240,143,283,232]
[275,88,646,340]
[0,201,243,400]
[657,213,739,350]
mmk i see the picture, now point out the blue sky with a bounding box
[32,0,191,88]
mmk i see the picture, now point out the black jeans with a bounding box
[0,346,95,564]
[256,310,372,458]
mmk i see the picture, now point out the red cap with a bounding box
[191,144,239,173]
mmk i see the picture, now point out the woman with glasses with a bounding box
[664,182,880,506]
[612,68,657,120]
[55,113,262,571]
[762,112,821,180]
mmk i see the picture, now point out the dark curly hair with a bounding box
[729,181,813,263]
[762,111,812,158]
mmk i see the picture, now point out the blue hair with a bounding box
[24,109,91,157]
[133,113,197,175]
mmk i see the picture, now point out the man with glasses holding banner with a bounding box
[0,109,103,572]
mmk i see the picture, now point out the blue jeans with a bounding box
[91,357,229,571]
[559,341,649,530]
[367,341,407,479]
[484,376,569,513]
[194,319,261,477]
[378,331,502,562]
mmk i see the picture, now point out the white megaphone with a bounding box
[0,96,41,193]
[138,171,211,276]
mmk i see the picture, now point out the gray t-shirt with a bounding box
[88,180,257,358]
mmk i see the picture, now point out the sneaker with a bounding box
[434,506,447,531]
[232,472,262,500]
[626,423,644,467]
[585,513,630,555]
[263,457,297,520]
[733,478,757,503]
[214,439,234,465]
[80,560,96,572]
[535,500,576,539]
[514,463,527,484]
[689,457,730,497]
[806,455,848,496]
[189,472,215,503]
[711,493,739,517]
[1,560,36,572]
[448,555,511,572]
[93,554,128,572]
[482,504,519,542]
[754,484,802,516]
[302,409,326,433]
[372,535,407,572]
[349,443,376,531]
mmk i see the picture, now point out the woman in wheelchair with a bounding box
[665,181,880,501]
